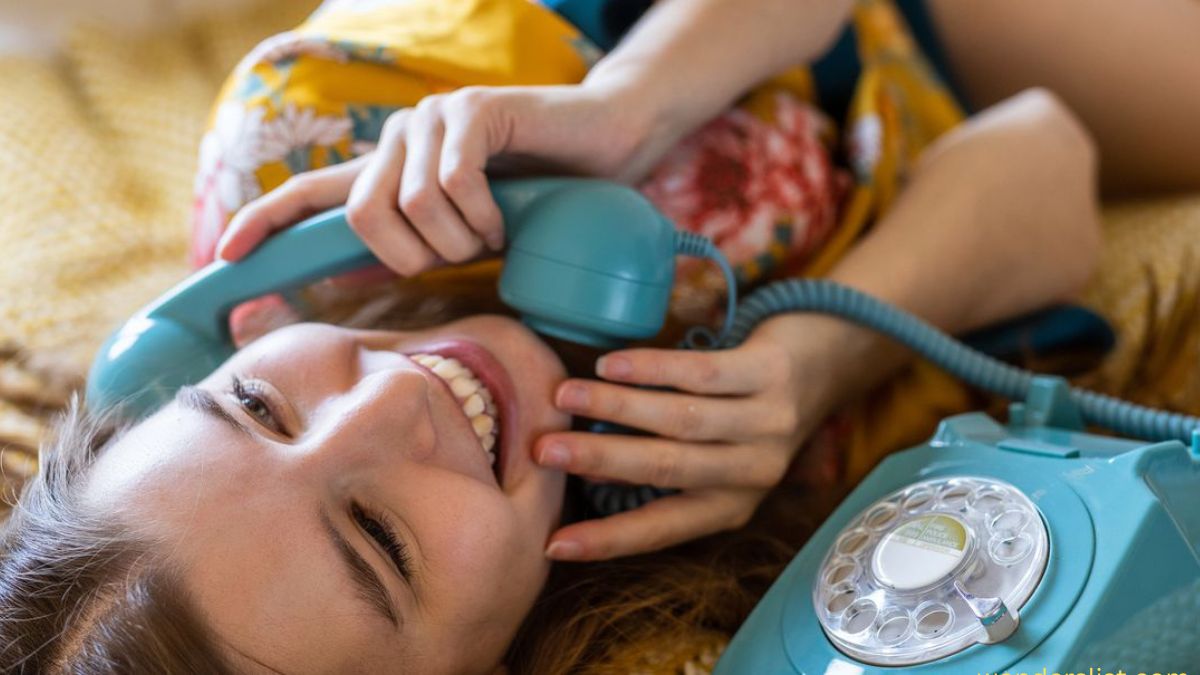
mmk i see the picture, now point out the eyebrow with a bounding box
[318,507,401,629]
[177,385,251,437]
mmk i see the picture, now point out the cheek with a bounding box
[414,488,549,607]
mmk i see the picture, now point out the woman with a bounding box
[4,0,1198,671]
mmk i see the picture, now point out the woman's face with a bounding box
[83,316,570,674]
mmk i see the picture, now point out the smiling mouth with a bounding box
[407,353,500,470]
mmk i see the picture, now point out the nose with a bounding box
[304,347,440,471]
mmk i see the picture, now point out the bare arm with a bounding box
[928,0,1200,194]
[580,0,855,179]
[787,88,1103,420]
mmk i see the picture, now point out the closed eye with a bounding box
[352,502,414,583]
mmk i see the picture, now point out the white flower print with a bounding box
[194,102,270,214]
[255,104,354,169]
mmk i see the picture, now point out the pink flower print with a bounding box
[639,93,845,321]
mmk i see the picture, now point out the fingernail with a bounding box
[538,442,571,468]
[596,355,631,380]
[545,540,582,560]
[556,382,590,411]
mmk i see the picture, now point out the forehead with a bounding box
[84,400,258,513]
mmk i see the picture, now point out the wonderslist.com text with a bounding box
[984,662,1180,667]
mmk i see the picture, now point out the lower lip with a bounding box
[410,340,516,488]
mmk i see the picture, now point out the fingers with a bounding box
[544,489,760,561]
[347,110,440,276]
[555,379,793,441]
[439,99,504,250]
[216,156,368,262]
[535,432,787,490]
[399,102,486,263]
[595,347,773,395]
[344,95,509,275]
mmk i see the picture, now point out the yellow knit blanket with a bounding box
[0,0,313,497]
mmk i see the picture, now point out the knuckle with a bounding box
[760,343,793,383]
[381,109,408,138]
[345,199,381,237]
[596,389,625,419]
[438,166,475,199]
[671,403,704,440]
[399,186,438,221]
[647,445,683,486]
[693,358,722,388]
[450,86,488,112]
[573,443,602,473]
[414,95,443,115]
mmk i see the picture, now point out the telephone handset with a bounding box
[86,177,735,419]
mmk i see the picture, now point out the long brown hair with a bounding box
[1,273,842,673]
[0,398,233,673]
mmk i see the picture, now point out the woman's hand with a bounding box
[214,83,657,275]
[534,316,836,561]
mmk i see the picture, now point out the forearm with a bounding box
[782,90,1103,423]
[583,0,853,179]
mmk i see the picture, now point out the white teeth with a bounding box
[463,393,485,417]
[450,376,479,398]
[431,359,465,379]
[471,414,494,437]
[408,352,500,468]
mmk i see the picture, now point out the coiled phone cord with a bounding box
[586,273,1200,516]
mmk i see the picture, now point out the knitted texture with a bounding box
[0,0,313,501]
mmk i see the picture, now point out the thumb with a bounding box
[216,156,369,262]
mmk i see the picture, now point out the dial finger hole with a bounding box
[825,582,857,616]
[835,529,871,557]
[865,503,898,530]
[842,599,878,634]
[823,559,860,587]
[938,483,971,511]
[989,508,1030,535]
[989,532,1034,564]
[902,487,934,513]
[968,486,1007,514]
[914,602,954,639]
[875,607,914,646]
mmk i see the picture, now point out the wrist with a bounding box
[758,312,893,428]
[580,64,687,181]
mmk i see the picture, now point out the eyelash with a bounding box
[352,502,414,582]
[231,375,286,436]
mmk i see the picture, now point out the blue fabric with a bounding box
[963,306,1115,367]
[541,0,652,51]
